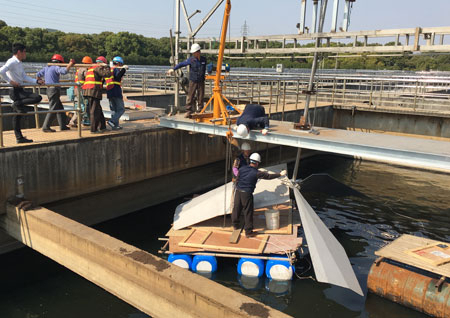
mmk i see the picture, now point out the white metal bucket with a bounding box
[265,209,280,230]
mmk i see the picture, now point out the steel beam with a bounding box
[312,0,319,33]
[342,0,351,32]
[331,0,339,32]
[159,117,450,173]
[299,0,307,34]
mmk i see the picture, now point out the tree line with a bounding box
[1,21,450,71]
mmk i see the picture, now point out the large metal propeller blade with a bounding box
[287,179,364,296]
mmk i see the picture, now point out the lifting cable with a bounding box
[223,121,234,227]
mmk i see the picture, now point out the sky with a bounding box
[1,0,450,39]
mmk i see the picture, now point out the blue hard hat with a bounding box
[113,56,124,64]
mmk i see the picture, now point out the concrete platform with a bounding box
[159,115,450,173]
[0,119,159,148]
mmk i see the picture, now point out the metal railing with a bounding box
[202,75,450,115]
[0,82,83,148]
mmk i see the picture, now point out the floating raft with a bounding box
[165,204,303,257]
[368,234,450,317]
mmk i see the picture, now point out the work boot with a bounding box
[16,137,33,144]
[42,128,56,133]
[245,231,257,238]
[184,111,192,119]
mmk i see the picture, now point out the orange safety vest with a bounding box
[105,66,122,90]
[82,65,103,90]
[75,69,85,84]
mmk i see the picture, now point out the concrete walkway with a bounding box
[160,115,450,173]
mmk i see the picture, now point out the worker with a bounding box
[232,142,251,178]
[0,43,43,143]
[37,54,75,132]
[105,56,128,130]
[235,104,270,137]
[82,56,111,133]
[69,56,92,127]
[167,43,207,118]
[232,153,287,237]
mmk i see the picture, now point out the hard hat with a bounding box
[113,56,124,64]
[51,54,64,63]
[236,124,249,138]
[82,56,93,64]
[249,153,261,163]
[96,56,107,64]
[190,43,201,53]
[241,142,251,151]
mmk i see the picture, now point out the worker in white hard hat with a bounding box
[235,104,270,138]
[232,142,251,179]
[167,43,207,118]
[232,152,287,237]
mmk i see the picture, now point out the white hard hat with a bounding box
[241,142,251,151]
[236,124,249,138]
[249,153,261,163]
[190,43,201,53]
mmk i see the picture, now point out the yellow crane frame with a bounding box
[191,0,240,125]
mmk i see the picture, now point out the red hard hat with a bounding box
[96,56,107,64]
[51,54,64,63]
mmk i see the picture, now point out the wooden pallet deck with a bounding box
[375,234,450,278]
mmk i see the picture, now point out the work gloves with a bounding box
[280,170,287,177]
[166,69,174,76]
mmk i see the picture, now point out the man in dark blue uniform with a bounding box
[168,43,207,118]
[232,153,287,237]
[232,142,251,178]
[236,104,270,137]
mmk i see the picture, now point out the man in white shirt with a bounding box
[0,43,43,143]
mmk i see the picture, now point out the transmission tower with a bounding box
[241,20,249,37]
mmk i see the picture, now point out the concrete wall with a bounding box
[0,126,226,213]
[129,93,186,111]
[333,108,450,138]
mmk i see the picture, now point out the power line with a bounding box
[0,0,166,28]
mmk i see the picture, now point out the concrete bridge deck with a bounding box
[160,115,450,173]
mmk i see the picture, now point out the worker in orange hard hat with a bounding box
[82,56,111,133]
[37,53,75,132]
[69,56,92,127]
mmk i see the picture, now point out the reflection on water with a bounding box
[0,156,448,317]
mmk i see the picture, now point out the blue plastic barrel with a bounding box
[168,254,192,270]
[237,258,265,277]
[192,255,218,273]
[265,259,295,280]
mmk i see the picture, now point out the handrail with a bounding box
[0,82,83,148]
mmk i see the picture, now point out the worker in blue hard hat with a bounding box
[167,43,207,118]
[106,56,128,130]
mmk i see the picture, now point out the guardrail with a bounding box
[0,82,83,148]
[202,75,450,117]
